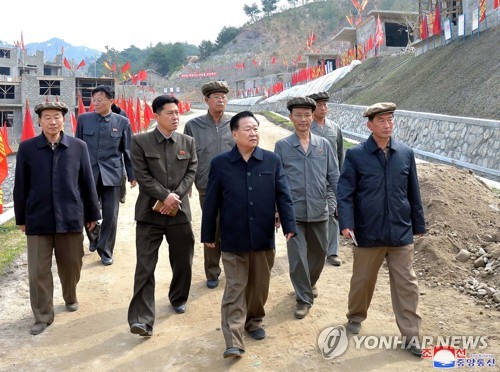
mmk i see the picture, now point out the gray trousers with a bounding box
[27,233,84,324]
[326,215,340,256]
[199,193,221,281]
[287,220,328,306]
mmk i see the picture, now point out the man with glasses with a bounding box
[184,81,234,289]
[76,85,136,266]
[274,97,339,320]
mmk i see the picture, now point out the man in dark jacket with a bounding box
[128,95,197,337]
[75,85,136,265]
[14,101,101,335]
[201,111,296,359]
[337,102,426,357]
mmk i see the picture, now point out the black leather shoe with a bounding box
[346,320,361,334]
[30,322,48,335]
[89,243,97,252]
[223,347,245,359]
[174,304,186,314]
[249,328,266,340]
[101,257,113,266]
[130,322,152,337]
[408,345,423,357]
[206,279,219,289]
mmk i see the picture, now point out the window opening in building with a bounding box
[0,111,13,126]
[0,85,15,99]
[40,80,61,96]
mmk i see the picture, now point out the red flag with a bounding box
[45,95,49,103]
[21,32,25,51]
[271,56,276,64]
[127,98,137,133]
[479,0,486,22]
[111,62,117,72]
[138,70,148,81]
[351,0,360,9]
[495,0,499,9]
[2,122,13,156]
[76,59,86,71]
[21,100,36,141]
[63,57,72,70]
[135,98,143,131]
[121,61,131,73]
[433,5,441,35]
[71,113,78,135]
[374,16,384,47]
[0,130,9,186]
[420,15,428,40]
[78,93,86,116]
[55,95,59,102]
[88,100,95,112]
[143,100,154,129]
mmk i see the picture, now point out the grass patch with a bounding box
[0,218,26,274]
[258,111,294,129]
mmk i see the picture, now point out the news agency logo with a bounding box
[317,325,349,359]
[423,346,496,369]
[317,326,493,365]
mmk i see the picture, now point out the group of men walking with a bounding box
[13,80,425,359]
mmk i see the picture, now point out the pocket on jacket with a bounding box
[145,152,160,160]
[110,131,122,139]
[258,171,272,176]
[177,154,191,160]
[83,127,95,136]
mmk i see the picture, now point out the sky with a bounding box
[3,0,286,52]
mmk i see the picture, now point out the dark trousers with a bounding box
[199,193,221,281]
[27,233,84,324]
[95,176,120,260]
[128,221,194,329]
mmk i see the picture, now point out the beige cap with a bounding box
[201,81,229,97]
[286,97,317,112]
[34,101,69,116]
[363,102,397,118]
[308,92,329,102]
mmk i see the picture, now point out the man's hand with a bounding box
[341,228,352,239]
[18,225,26,233]
[204,242,216,249]
[285,232,295,241]
[160,193,182,215]
[86,221,97,231]
[130,180,137,188]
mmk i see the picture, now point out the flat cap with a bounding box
[34,101,69,116]
[308,91,329,102]
[287,97,317,112]
[201,81,229,97]
[363,102,397,118]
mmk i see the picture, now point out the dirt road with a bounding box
[0,110,498,371]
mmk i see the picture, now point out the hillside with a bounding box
[330,26,500,120]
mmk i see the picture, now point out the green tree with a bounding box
[287,0,299,7]
[261,0,279,16]
[215,26,241,48]
[145,42,186,76]
[198,40,215,60]
[244,3,261,22]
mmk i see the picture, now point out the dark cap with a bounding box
[201,81,229,97]
[287,97,317,112]
[308,92,329,102]
[363,102,397,118]
[34,101,69,116]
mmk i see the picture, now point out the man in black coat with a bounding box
[14,101,100,335]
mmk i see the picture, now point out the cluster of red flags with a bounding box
[63,57,86,72]
[291,64,326,86]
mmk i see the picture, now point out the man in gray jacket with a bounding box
[274,97,339,320]
[308,92,344,267]
[184,81,234,289]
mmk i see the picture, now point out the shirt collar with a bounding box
[99,113,113,122]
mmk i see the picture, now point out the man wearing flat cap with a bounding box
[337,102,426,357]
[308,91,344,267]
[274,96,339,319]
[14,101,100,335]
[184,81,234,289]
